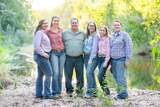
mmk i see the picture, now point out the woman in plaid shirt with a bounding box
[110,20,133,100]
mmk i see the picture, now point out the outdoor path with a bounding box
[0,77,160,107]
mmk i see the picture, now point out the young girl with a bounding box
[97,26,110,95]
[84,21,99,98]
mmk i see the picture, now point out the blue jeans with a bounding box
[64,55,84,94]
[50,50,66,96]
[111,57,128,98]
[84,55,97,96]
[34,52,52,97]
[97,57,110,94]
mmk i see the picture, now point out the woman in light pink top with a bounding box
[46,16,65,99]
[97,26,110,95]
[33,19,54,99]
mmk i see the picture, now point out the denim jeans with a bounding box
[50,51,66,96]
[64,55,84,94]
[34,52,52,97]
[97,57,110,94]
[111,57,128,98]
[84,55,98,96]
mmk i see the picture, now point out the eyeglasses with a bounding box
[114,24,120,26]
[53,20,59,22]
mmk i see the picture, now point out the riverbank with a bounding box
[0,77,160,107]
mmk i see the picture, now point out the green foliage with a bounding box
[0,0,33,31]
[116,85,125,94]
[9,54,34,76]
[97,88,112,106]
[128,56,160,90]
[50,0,160,90]
[152,47,159,59]
[0,0,35,88]
[0,45,10,78]
[151,45,160,86]
[13,79,19,89]
[0,0,34,46]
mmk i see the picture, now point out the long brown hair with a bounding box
[99,26,110,37]
[86,21,97,38]
[50,15,60,28]
[34,19,46,34]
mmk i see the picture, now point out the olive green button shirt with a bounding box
[62,29,85,56]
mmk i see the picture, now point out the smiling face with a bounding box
[113,21,122,32]
[51,17,59,28]
[71,18,79,32]
[99,27,107,37]
[88,22,96,33]
[41,20,48,30]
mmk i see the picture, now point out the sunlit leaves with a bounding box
[152,47,159,59]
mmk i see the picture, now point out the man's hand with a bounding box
[125,61,130,68]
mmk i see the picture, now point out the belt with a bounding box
[67,54,82,58]
[51,49,64,53]
[111,57,125,60]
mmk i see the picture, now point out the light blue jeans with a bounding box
[50,50,66,96]
[111,57,128,98]
[84,55,98,96]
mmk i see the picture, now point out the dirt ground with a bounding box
[0,77,160,107]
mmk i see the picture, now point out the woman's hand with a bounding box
[125,61,129,68]
[44,54,49,59]
[88,60,92,65]
[103,63,107,68]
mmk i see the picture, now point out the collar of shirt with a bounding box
[68,29,83,35]
[41,29,45,33]
[99,36,106,40]
[114,30,123,36]
[48,28,62,34]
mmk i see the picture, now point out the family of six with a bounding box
[33,17,133,100]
